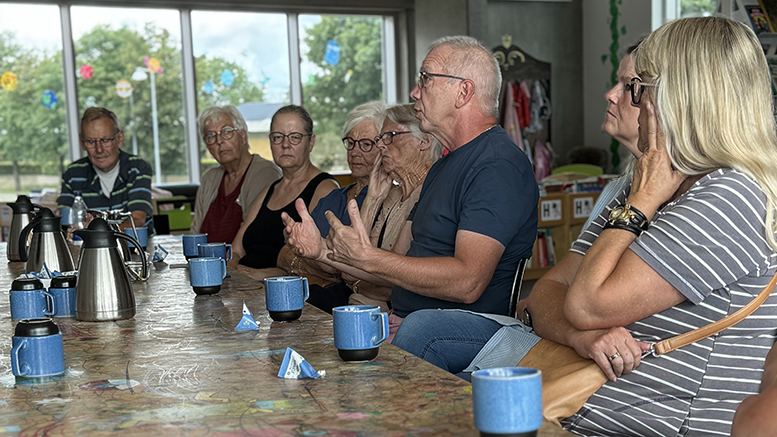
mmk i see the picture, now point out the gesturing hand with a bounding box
[569,326,651,382]
[366,154,393,203]
[281,198,327,260]
[325,199,374,268]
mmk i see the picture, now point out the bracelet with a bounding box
[290,255,299,276]
[603,221,643,236]
[352,280,361,294]
[605,203,649,236]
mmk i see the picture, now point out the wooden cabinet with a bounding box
[524,191,600,281]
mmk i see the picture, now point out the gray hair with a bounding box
[385,104,443,162]
[343,101,387,137]
[198,106,249,148]
[427,36,501,119]
[272,105,314,136]
[81,107,120,134]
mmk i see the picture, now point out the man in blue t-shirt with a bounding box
[282,36,538,339]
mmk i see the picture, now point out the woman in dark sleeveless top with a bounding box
[232,105,337,272]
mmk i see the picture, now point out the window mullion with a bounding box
[60,5,81,162]
[288,13,302,106]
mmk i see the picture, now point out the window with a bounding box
[191,11,289,173]
[299,14,384,173]
[0,3,66,198]
[71,6,186,184]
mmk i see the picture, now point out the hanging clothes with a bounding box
[515,81,532,130]
[526,80,552,134]
[501,80,524,150]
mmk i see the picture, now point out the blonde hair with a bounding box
[635,17,777,250]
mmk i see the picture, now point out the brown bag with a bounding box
[518,274,777,426]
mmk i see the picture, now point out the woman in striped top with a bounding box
[394,17,777,436]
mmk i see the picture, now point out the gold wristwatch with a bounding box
[606,204,649,233]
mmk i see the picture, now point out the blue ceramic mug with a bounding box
[11,319,65,378]
[332,305,389,361]
[48,275,77,318]
[263,276,309,321]
[188,257,227,295]
[198,242,232,262]
[10,278,54,320]
[182,233,208,260]
[472,367,543,437]
[124,227,148,249]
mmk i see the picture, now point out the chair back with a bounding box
[508,258,529,318]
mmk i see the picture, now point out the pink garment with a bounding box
[386,312,405,344]
[501,80,524,150]
[516,81,532,130]
[534,140,551,181]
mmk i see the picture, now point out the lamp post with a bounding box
[132,66,162,183]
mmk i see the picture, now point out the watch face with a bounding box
[521,308,532,327]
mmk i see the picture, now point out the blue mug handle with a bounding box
[11,339,30,376]
[302,277,309,302]
[42,290,55,316]
[372,311,389,346]
[225,244,233,262]
[220,258,227,279]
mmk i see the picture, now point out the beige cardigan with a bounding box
[190,154,281,233]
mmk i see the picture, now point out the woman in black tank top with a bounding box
[231,105,337,270]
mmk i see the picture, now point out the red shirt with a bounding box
[199,169,249,243]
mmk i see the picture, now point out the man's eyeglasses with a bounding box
[342,137,376,152]
[627,77,656,105]
[82,134,119,149]
[203,127,239,145]
[417,71,466,90]
[375,131,412,146]
[269,132,310,146]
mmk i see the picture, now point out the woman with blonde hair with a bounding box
[394,17,777,436]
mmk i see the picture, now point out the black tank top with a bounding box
[239,172,335,269]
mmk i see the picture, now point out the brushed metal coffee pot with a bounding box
[86,209,133,262]
[18,208,74,274]
[74,218,148,322]
[7,195,39,262]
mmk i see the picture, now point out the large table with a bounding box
[0,237,571,436]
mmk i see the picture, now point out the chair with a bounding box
[508,258,530,319]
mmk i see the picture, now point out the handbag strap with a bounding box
[653,273,777,355]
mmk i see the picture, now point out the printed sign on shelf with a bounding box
[540,199,562,222]
[572,196,594,219]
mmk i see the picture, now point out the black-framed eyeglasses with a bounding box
[269,132,311,146]
[627,77,656,105]
[82,133,119,149]
[203,126,239,145]
[342,136,376,152]
[417,71,466,90]
[375,131,412,146]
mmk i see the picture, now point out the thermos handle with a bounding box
[42,290,55,316]
[18,216,42,262]
[373,311,389,346]
[115,231,149,281]
[302,277,309,302]
[11,339,29,376]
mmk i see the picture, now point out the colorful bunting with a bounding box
[1,71,18,91]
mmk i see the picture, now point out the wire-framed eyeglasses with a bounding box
[417,71,466,90]
[269,132,310,146]
[342,137,376,152]
[627,77,656,105]
[203,127,239,145]
[375,131,412,146]
[82,133,119,149]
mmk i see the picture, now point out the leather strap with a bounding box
[654,274,777,355]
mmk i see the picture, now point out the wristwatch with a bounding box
[606,204,649,233]
[521,307,533,328]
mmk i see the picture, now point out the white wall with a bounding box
[582,0,652,172]
[413,0,469,69]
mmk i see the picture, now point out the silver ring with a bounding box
[609,352,621,362]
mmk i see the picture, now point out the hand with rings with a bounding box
[609,351,621,362]
[569,327,651,382]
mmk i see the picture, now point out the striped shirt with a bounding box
[565,168,777,437]
[57,150,154,232]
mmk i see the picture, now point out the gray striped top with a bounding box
[565,168,777,437]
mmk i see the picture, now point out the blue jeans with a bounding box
[393,309,502,379]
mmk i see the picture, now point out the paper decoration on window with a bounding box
[41,90,58,109]
[260,71,270,87]
[85,96,97,108]
[1,71,18,91]
[344,69,353,83]
[220,70,234,86]
[115,79,133,98]
[79,64,94,80]
[143,57,163,74]
[324,40,341,66]
[203,81,214,94]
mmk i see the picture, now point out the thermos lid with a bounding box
[10,195,34,213]
[50,275,77,289]
[75,218,118,248]
[14,319,59,337]
[35,208,62,233]
[11,277,44,291]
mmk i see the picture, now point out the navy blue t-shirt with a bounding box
[391,126,538,317]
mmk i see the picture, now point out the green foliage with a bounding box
[681,0,717,17]
[301,16,382,172]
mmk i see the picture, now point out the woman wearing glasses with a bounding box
[232,105,338,271]
[191,106,281,243]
